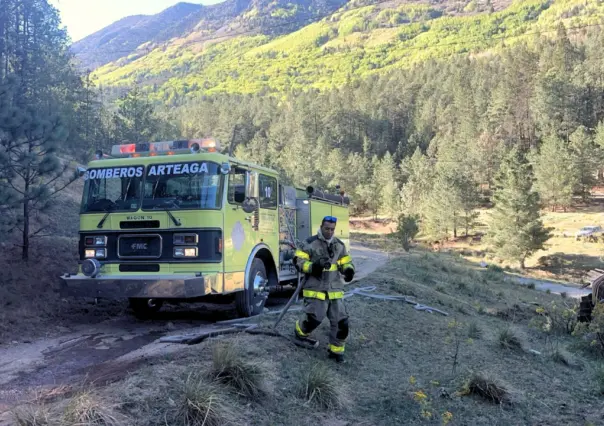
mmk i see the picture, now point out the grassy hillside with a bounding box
[10,246,604,425]
[89,0,604,100]
[72,0,349,70]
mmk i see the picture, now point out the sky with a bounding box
[49,0,222,42]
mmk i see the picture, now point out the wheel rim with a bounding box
[252,272,268,310]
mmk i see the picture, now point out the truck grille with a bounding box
[118,234,162,259]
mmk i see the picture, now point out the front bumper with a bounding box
[59,273,218,299]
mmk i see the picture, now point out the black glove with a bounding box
[344,268,354,283]
[311,261,324,277]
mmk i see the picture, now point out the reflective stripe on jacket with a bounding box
[294,234,355,292]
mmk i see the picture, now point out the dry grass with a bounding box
[497,328,522,351]
[35,243,604,425]
[11,404,55,426]
[551,349,570,366]
[297,362,347,410]
[467,321,482,339]
[209,341,269,400]
[459,371,512,405]
[61,390,126,425]
[175,373,238,426]
[11,389,125,426]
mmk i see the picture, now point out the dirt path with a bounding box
[506,275,592,298]
[0,243,389,422]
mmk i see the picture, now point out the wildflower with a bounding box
[442,411,453,425]
[421,409,433,419]
[413,390,427,402]
[409,376,417,385]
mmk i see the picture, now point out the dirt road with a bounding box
[507,275,592,298]
[0,243,388,422]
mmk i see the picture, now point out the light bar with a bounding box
[110,138,221,158]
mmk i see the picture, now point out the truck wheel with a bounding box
[235,258,268,317]
[129,298,163,318]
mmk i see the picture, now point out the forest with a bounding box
[3,0,604,267]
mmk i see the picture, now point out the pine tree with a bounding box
[111,86,159,143]
[400,147,434,217]
[532,135,575,211]
[0,0,81,260]
[488,148,552,268]
[374,153,399,219]
[593,121,604,182]
[569,125,598,202]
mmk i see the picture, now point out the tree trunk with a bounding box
[520,257,525,269]
[22,198,29,260]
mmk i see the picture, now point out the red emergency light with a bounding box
[109,139,221,158]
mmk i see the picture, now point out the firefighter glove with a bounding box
[344,268,354,282]
[311,260,325,277]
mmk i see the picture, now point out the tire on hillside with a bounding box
[235,258,268,318]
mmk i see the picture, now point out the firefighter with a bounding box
[293,215,355,363]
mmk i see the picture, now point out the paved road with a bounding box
[0,243,389,422]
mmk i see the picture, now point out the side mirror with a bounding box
[220,162,231,174]
[242,197,258,214]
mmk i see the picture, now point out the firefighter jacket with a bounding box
[294,231,355,299]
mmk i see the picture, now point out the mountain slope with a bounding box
[81,0,604,99]
[72,0,349,70]
[72,2,206,69]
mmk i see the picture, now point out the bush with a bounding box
[498,328,522,351]
[176,374,238,426]
[209,342,268,400]
[298,363,347,409]
[395,214,419,252]
[459,371,511,405]
[531,301,578,335]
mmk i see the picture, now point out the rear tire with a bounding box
[129,298,163,318]
[235,258,268,317]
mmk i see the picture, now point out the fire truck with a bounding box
[60,138,350,317]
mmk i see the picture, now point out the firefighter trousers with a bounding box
[296,296,349,353]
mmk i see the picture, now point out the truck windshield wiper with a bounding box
[154,201,181,227]
[163,207,182,227]
[97,205,116,229]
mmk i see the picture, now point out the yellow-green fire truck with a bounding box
[60,138,350,317]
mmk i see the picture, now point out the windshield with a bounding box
[142,161,224,210]
[81,166,144,213]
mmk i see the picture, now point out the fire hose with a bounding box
[160,285,448,345]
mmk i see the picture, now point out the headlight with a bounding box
[174,247,198,258]
[85,236,107,246]
[173,233,198,245]
[85,249,106,259]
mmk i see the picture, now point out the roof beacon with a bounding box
[109,138,221,158]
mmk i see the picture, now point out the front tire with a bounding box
[235,258,268,317]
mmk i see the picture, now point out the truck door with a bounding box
[257,173,279,266]
[224,166,259,287]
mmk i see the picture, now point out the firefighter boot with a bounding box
[295,320,319,348]
[328,348,345,363]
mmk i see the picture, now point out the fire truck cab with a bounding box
[60,139,350,317]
